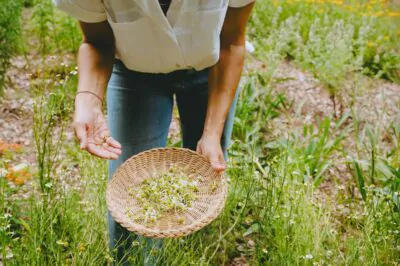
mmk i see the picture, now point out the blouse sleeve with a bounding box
[52,0,107,23]
[228,0,256,8]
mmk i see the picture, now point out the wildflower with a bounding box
[332,0,343,5]
[56,240,69,247]
[367,41,376,47]
[388,12,400,17]
[5,164,31,185]
[78,244,86,252]
[262,248,268,254]
[0,140,22,154]
[304,254,314,260]
[104,254,114,262]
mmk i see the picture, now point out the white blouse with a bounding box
[53,0,255,73]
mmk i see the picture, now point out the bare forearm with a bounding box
[77,42,115,99]
[73,21,121,160]
[203,44,246,138]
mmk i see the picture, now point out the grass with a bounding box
[1,0,399,265]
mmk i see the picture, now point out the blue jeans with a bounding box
[106,60,238,265]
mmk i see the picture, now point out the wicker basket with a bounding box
[106,148,227,238]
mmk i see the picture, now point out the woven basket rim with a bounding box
[106,147,228,238]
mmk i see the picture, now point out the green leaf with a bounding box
[265,141,280,149]
[353,161,366,201]
[18,219,32,234]
[243,223,260,237]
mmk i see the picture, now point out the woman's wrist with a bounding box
[201,128,222,142]
[202,119,225,139]
[75,91,103,108]
[76,91,103,103]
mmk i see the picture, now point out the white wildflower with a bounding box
[304,254,313,260]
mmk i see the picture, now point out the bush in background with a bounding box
[250,0,400,85]
[0,0,23,95]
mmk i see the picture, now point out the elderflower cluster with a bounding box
[128,166,199,224]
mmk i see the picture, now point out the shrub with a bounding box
[0,0,23,95]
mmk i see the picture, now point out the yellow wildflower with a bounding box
[388,12,400,17]
[367,41,376,47]
[56,240,69,247]
[79,244,86,252]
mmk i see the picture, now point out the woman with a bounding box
[54,0,255,264]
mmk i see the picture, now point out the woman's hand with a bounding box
[199,4,254,173]
[73,93,122,160]
[197,135,226,173]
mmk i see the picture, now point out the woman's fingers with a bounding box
[106,137,122,149]
[209,152,226,173]
[99,129,122,149]
[74,122,88,150]
[77,116,121,160]
[196,140,226,173]
[87,143,119,160]
[102,142,122,155]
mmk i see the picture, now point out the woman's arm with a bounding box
[197,3,255,172]
[77,21,115,100]
[74,21,122,159]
